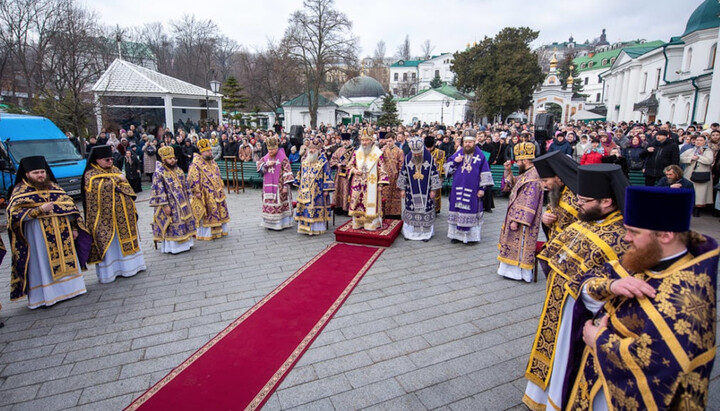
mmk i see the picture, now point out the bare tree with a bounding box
[0,0,61,110]
[214,35,238,82]
[236,41,303,112]
[420,39,434,59]
[283,0,358,128]
[170,14,218,86]
[396,35,411,60]
[373,40,386,63]
[135,22,174,74]
[36,0,106,136]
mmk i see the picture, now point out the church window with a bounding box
[596,93,600,102]
[394,73,398,81]
[684,102,691,123]
[642,72,648,93]
[403,73,408,81]
[684,48,692,72]
[581,63,586,69]
[602,59,608,65]
[588,62,594,68]
[610,57,616,64]
[655,68,662,88]
[709,43,717,69]
[411,72,416,81]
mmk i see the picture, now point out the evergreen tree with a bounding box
[451,27,544,120]
[557,53,585,98]
[222,76,248,122]
[430,74,442,88]
[377,93,400,127]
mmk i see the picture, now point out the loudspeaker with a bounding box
[289,125,303,148]
[535,114,554,133]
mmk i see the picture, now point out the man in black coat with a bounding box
[640,130,679,186]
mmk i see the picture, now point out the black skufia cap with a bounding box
[533,151,579,193]
[577,164,629,211]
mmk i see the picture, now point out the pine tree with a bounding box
[377,93,400,127]
[222,76,248,122]
[558,53,585,98]
[430,74,442,88]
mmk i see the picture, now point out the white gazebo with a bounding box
[92,59,223,133]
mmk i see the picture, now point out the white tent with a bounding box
[570,109,605,121]
[92,59,223,133]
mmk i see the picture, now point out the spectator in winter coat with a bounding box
[548,133,573,156]
[623,136,646,171]
[581,138,604,165]
[640,130,680,186]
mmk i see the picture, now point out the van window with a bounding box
[7,139,82,164]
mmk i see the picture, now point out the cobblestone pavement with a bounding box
[0,186,719,410]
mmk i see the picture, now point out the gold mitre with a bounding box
[158,146,175,160]
[360,128,376,140]
[197,138,211,152]
[266,136,279,149]
[514,142,536,160]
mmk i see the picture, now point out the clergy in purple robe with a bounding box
[257,136,294,230]
[497,142,544,282]
[187,139,230,240]
[7,156,91,308]
[150,146,197,254]
[569,187,718,410]
[397,136,441,241]
[444,129,493,243]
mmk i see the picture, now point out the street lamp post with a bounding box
[440,98,451,125]
[208,79,221,126]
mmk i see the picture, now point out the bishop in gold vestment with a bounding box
[188,139,230,240]
[348,129,389,230]
[150,146,197,254]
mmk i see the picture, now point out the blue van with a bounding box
[0,114,86,198]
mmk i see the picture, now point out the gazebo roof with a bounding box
[92,58,221,97]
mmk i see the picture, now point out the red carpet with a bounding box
[126,243,384,411]
[334,218,402,247]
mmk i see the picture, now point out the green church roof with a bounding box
[682,0,720,37]
[414,84,468,100]
[282,92,337,107]
[390,59,424,68]
[573,40,665,72]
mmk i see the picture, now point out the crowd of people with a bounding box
[2,116,718,409]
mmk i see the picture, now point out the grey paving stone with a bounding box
[143,335,209,359]
[313,351,374,379]
[276,365,318,389]
[0,384,40,406]
[10,390,81,411]
[362,393,427,411]
[365,336,431,363]
[0,364,74,390]
[415,375,479,409]
[275,374,352,409]
[70,349,144,375]
[330,378,407,410]
[344,356,417,388]
[77,374,153,405]
[37,367,120,398]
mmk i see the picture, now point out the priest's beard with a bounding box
[27,177,50,190]
[578,203,604,222]
[305,151,319,163]
[463,146,474,155]
[547,184,562,208]
[621,235,663,273]
[518,163,527,174]
[412,153,423,166]
[361,145,372,156]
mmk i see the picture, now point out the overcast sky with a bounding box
[87,0,703,58]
